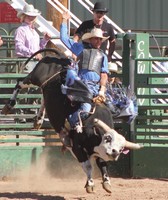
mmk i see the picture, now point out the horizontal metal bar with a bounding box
[0,138,60,143]
[135,57,168,61]
[0,94,42,98]
[0,58,28,62]
[0,130,55,135]
[135,125,168,129]
[0,124,34,129]
[135,132,168,135]
[0,74,26,78]
[134,139,168,144]
[136,116,168,119]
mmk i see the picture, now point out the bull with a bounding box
[2,49,142,193]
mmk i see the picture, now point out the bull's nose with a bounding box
[112,149,119,154]
[106,149,119,156]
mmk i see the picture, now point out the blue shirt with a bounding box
[60,23,109,83]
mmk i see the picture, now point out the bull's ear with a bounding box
[125,141,143,149]
[94,118,112,132]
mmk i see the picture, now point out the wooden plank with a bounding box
[0,138,60,143]
[0,123,34,129]
[0,130,56,135]
[0,73,26,78]
[0,84,38,88]
[0,105,41,109]
[0,94,42,98]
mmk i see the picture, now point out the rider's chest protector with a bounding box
[78,48,104,75]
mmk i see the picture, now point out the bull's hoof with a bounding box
[102,181,111,193]
[1,104,13,115]
[33,116,42,129]
[85,185,95,193]
[85,179,95,193]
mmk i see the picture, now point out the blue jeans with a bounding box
[68,102,91,127]
[65,69,99,127]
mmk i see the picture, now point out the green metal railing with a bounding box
[121,32,168,178]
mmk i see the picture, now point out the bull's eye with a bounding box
[104,135,112,143]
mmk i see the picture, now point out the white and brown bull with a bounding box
[2,49,143,194]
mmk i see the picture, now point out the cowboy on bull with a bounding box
[60,12,109,135]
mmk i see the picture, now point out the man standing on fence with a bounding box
[73,1,116,62]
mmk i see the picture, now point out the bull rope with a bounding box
[78,106,96,130]
[40,69,66,88]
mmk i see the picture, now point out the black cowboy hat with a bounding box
[91,2,108,13]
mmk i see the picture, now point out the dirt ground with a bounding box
[0,167,167,200]
[0,177,167,200]
[0,146,167,200]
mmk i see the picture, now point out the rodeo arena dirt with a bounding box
[0,154,167,200]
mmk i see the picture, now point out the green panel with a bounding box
[131,147,168,178]
[108,124,131,177]
[108,153,130,178]
[0,146,76,178]
[135,33,150,108]
[0,147,43,177]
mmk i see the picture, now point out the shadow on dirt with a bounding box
[0,192,65,200]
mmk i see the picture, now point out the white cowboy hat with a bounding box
[108,62,118,73]
[82,27,109,43]
[17,4,41,18]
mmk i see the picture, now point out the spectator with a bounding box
[15,4,51,121]
[108,62,122,85]
[73,1,116,62]
[15,4,51,73]
[0,36,3,46]
[60,12,109,133]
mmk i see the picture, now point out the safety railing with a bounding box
[0,71,59,147]
[133,56,168,148]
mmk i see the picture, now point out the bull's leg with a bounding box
[71,133,95,193]
[81,160,95,193]
[96,158,111,193]
[33,98,46,129]
[1,78,31,115]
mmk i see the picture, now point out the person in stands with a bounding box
[60,11,109,134]
[0,36,3,46]
[73,1,116,62]
[15,4,51,73]
[14,4,51,122]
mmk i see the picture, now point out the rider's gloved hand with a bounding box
[99,85,106,101]
[61,84,67,94]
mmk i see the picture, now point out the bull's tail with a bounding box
[1,78,30,115]
[1,88,19,115]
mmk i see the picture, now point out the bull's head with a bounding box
[93,119,143,161]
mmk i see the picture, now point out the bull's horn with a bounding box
[125,141,143,149]
[94,118,112,132]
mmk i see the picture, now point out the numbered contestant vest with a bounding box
[78,48,104,75]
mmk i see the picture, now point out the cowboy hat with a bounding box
[108,62,118,73]
[17,4,41,18]
[91,2,108,13]
[82,27,109,43]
